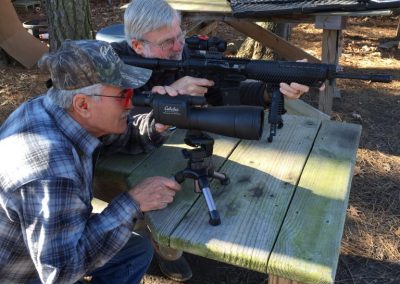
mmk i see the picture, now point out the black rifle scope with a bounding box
[185,35,227,52]
[132,92,264,140]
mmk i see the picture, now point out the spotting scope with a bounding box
[132,92,264,140]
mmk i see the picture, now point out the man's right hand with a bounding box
[170,76,214,96]
[128,176,181,212]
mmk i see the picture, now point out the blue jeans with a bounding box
[88,232,153,284]
[30,232,153,284]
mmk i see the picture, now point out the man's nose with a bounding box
[172,38,184,51]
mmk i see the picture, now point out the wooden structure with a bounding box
[157,0,396,115]
[0,0,48,68]
[94,114,361,284]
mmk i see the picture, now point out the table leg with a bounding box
[315,16,347,115]
[318,29,343,115]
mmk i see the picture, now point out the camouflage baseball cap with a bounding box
[38,39,152,90]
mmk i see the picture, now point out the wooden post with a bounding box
[224,19,320,62]
[186,20,218,36]
[315,15,347,115]
[268,275,301,284]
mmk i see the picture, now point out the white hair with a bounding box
[47,84,104,109]
[124,0,181,48]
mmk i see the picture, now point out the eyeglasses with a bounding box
[92,88,133,107]
[140,30,186,51]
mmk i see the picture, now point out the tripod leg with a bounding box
[212,171,230,185]
[198,176,221,226]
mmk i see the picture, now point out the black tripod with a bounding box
[174,130,230,226]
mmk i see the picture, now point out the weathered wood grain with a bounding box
[166,0,231,13]
[127,129,240,245]
[168,115,321,273]
[267,120,361,283]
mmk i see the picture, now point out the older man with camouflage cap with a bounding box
[0,39,182,284]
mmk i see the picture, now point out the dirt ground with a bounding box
[1,2,399,283]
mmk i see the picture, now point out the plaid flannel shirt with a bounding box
[0,94,167,283]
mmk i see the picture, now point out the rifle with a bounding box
[121,35,393,142]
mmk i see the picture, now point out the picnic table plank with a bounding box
[168,115,322,273]
[127,129,240,245]
[164,0,231,13]
[94,152,149,201]
[267,120,361,284]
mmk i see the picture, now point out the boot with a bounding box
[134,220,193,282]
[152,239,192,282]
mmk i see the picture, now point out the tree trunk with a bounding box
[46,0,93,52]
[237,22,292,60]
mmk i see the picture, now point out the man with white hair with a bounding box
[113,0,312,104]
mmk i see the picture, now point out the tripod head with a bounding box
[175,130,229,226]
[182,130,214,163]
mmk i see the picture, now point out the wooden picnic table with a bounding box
[94,113,362,284]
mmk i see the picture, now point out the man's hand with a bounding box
[279,82,310,100]
[151,85,178,132]
[169,76,214,96]
[152,85,178,97]
[128,176,181,212]
[279,59,325,100]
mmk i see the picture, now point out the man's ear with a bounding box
[131,39,144,55]
[71,94,91,118]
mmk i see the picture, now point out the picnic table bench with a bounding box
[93,113,361,284]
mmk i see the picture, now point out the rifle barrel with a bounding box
[336,73,392,83]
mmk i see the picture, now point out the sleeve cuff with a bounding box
[110,192,144,221]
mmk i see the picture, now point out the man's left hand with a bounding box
[279,82,310,100]
[151,85,178,133]
[152,85,178,97]
[279,58,326,100]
